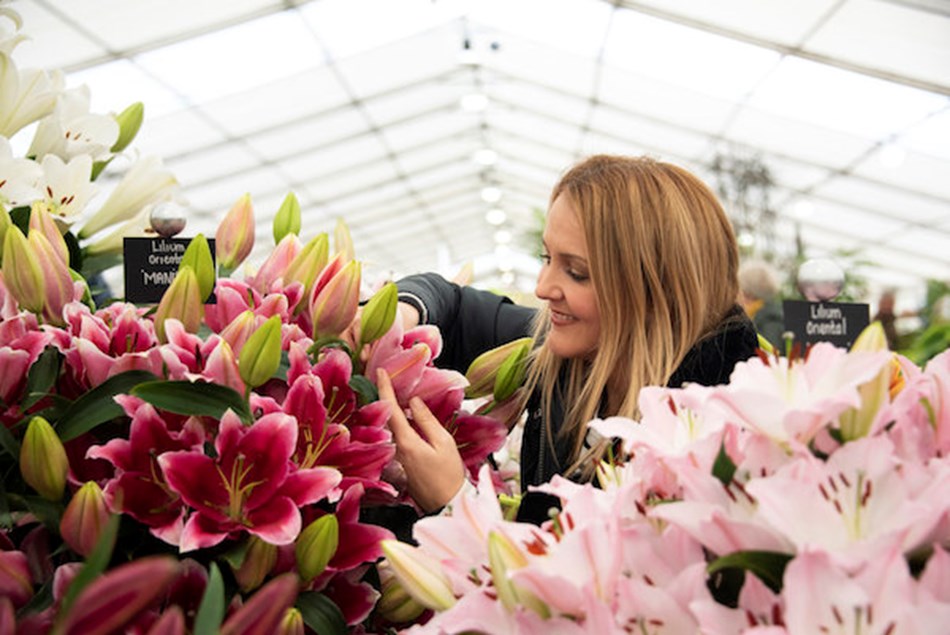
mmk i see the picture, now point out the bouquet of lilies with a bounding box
[381,326,950,634]
[0,4,523,631]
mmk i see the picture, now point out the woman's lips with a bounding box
[549,309,576,326]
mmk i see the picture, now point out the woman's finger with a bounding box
[408,397,453,449]
[377,368,419,448]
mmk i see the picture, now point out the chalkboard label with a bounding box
[783,299,869,349]
[123,237,215,304]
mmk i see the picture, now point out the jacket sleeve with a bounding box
[397,272,536,374]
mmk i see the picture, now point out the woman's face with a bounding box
[535,194,601,359]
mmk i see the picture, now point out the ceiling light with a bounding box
[494,229,512,244]
[472,149,497,166]
[485,208,507,225]
[737,231,755,248]
[460,93,488,112]
[481,186,502,203]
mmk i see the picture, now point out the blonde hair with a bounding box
[524,155,740,476]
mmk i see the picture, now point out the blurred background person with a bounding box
[738,259,785,348]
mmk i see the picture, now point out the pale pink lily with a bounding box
[0,51,59,137]
[690,567,785,634]
[0,136,41,208]
[745,435,950,567]
[159,410,342,552]
[612,562,710,634]
[28,83,119,162]
[889,348,950,459]
[708,343,892,447]
[411,590,586,635]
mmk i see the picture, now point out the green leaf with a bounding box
[131,380,252,423]
[0,420,19,459]
[711,440,737,487]
[296,591,346,635]
[23,345,63,409]
[57,370,159,442]
[193,562,226,635]
[64,230,83,271]
[22,495,63,530]
[221,539,251,571]
[58,513,120,619]
[349,374,378,407]
[707,550,793,594]
[274,350,290,383]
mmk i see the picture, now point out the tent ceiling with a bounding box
[11,0,950,303]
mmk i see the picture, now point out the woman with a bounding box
[378,155,758,513]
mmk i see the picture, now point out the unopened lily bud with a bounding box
[494,340,531,402]
[359,282,398,348]
[333,218,354,262]
[29,201,68,265]
[110,102,144,153]
[215,193,255,272]
[238,314,282,388]
[28,230,73,327]
[283,233,329,302]
[20,416,68,501]
[0,550,33,608]
[487,531,549,617]
[276,608,304,635]
[295,514,338,582]
[179,233,215,302]
[380,540,455,611]
[376,564,425,624]
[153,265,203,342]
[61,557,179,635]
[0,209,11,260]
[233,536,278,592]
[145,606,185,635]
[464,337,533,400]
[839,322,892,441]
[272,192,301,244]
[2,225,45,314]
[220,573,298,635]
[220,310,258,356]
[60,482,111,557]
[310,260,360,340]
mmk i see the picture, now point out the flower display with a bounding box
[382,330,950,634]
[0,5,512,631]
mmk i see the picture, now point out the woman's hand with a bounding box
[377,368,466,512]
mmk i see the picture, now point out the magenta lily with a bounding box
[158,410,342,552]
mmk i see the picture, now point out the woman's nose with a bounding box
[535,267,561,301]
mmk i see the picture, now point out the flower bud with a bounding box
[145,606,185,635]
[276,608,304,635]
[0,209,11,260]
[380,540,455,611]
[0,550,33,608]
[839,322,892,441]
[272,192,301,244]
[220,310,258,356]
[153,265,203,343]
[110,102,144,153]
[487,530,548,617]
[376,564,425,624]
[464,337,533,400]
[233,536,278,592]
[294,514,338,582]
[28,230,73,326]
[61,556,179,635]
[179,233,215,302]
[20,416,68,501]
[333,218,354,262]
[494,340,531,402]
[359,282,398,348]
[238,314,282,388]
[215,193,255,272]
[60,481,111,557]
[220,573,298,635]
[310,260,360,340]
[29,201,68,265]
[283,233,329,302]
[2,224,45,314]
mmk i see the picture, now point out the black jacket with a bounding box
[397,273,758,490]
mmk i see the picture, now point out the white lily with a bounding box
[0,5,26,56]
[0,136,41,208]
[78,155,178,238]
[39,153,96,220]
[28,84,119,162]
[0,52,59,137]
[83,203,152,256]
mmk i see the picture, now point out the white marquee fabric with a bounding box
[12,0,950,304]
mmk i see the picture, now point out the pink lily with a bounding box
[215,193,255,272]
[159,410,342,551]
[145,607,185,635]
[0,550,32,608]
[250,233,301,294]
[310,259,360,340]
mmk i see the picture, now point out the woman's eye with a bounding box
[539,253,551,265]
[567,270,589,282]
